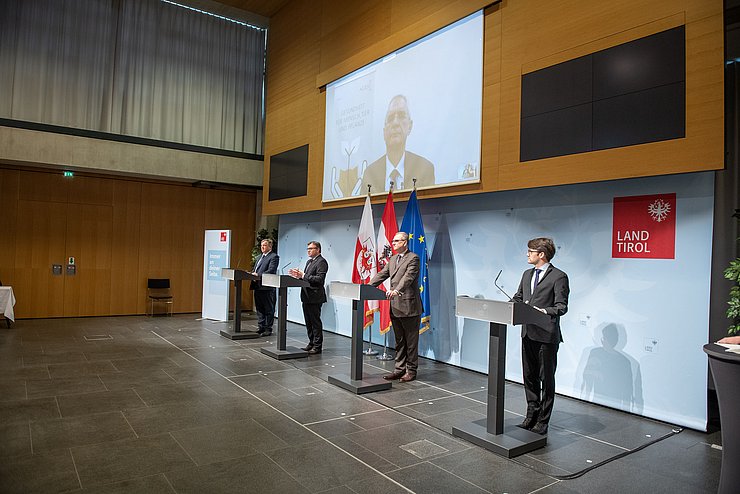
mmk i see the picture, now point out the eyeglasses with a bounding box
[307,247,318,250]
[392,239,405,243]
[527,249,540,254]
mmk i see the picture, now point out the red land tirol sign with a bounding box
[612,193,676,259]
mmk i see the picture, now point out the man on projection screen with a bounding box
[362,95,435,193]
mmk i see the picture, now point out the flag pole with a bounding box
[376,179,395,361]
[362,184,379,356]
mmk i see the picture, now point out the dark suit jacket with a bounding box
[250,251,279,290]
[362,151,435,193]
[300,255,328,304]
[370,251,423,318]
[512,264,569,344]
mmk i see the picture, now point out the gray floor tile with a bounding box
[0,396,60,424]
[31,411,136,452]
[171,418,288,465]
[64,473,177,494]
[72,434,195,488]
[165,455,309,493]
[26,375,107,399]
[47,360,119,378]
[57,388,147,417]
[123,401,222,437]
[432,447,555,493]
[133,381,220,406]
[0,448,80,493]
[0,421,32,458]
[344,421,469,468]
[0,316,726,493]
[386,461,489,493]
[267,440,377,492]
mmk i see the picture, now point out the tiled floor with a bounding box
[0,314,723,493]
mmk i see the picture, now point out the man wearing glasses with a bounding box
[362,95,435,193]
[289,241,329,354]
[370,232,423,382]
[512,237,570,435]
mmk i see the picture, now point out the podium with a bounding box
[220,268,260,340]
[259,274,310,360]
[328,282,391,394]
[452,296,551,458]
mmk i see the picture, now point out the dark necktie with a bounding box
[256,254,265,271]
[533,268,542,290]
[305,258,312,271]
[389,168,401,189]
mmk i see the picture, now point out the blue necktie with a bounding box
[533,268,542,290]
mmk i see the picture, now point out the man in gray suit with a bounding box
[512,237,570,435]
[370,232,423,382]
[289,241,329,354]
[362,95,435,193]
[250,238,279,336]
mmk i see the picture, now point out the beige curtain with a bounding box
[0,0,266,154]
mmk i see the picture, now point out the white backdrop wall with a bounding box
[278,172,714,430]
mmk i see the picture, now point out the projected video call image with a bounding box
[323,11,483,201]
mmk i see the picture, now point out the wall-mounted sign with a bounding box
[612,193,676,259]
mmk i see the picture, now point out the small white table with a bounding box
[0,286,16,327]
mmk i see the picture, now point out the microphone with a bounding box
[494,269,513,301]
[280,261,292,274]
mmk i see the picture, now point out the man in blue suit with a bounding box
[251,238,279,336]
[512,237,570,435]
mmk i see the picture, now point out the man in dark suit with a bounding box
[362,95,435,193]
[370,232,423,382]
[512,237,570,435]
[288,241,329,354]
[250,238,279,336]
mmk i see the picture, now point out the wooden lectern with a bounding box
[452,296,551,457]
[259,274,310,360]
[220,268,260,340]
[328,282,390,394]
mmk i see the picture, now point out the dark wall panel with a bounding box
[268,144,309,201]
[521,56,593,117]
[593,82,685,150]
[520,104,593,161]
[520,26,685,162]
[593,26,685,100]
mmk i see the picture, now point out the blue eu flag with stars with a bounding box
[400,190,430,334]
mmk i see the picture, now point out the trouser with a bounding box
[302,303,324,347]
[390,313,421,375]
[254,289,276,331]
[521,335,559,424]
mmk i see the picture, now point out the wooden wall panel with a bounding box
[0,170,18,287]
[205,189,257,310]
[14,200,67,318]
[110,181,142,315]
[64,203,113,316]
[2,166,257,318]
[138,184,207,314]
[263,0,724,216]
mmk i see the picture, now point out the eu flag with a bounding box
[400,190,430,334]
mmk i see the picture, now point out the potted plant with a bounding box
[252,228,278,266]
[721,208,740,341]
[707,208,740,494]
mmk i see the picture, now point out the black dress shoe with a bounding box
[530,422,549,435]
[260,331,272,337]
[307,347,322,354]
[516,416,537,430]
[300,344,313,351]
